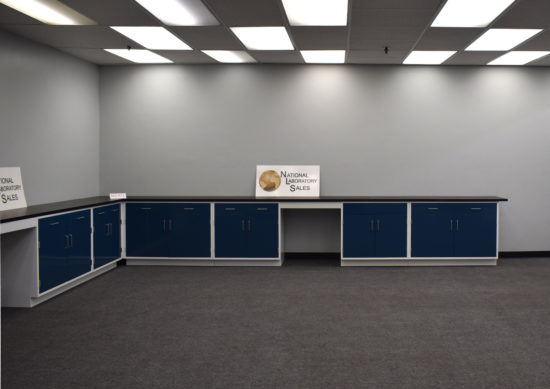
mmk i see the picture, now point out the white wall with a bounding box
[99,64,550,252]
[0,29,100,205]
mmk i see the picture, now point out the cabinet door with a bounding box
[412,204,453,257]
[374,204,407,258]
[215,204,247,258]
[67,210,91,280]
[342,204,375,257]
[247,204,278,258]
[39,214,70,293]
[179,204,211,257]
[453,203,497,257]
[126,204,163,257]
[93,204,120,268]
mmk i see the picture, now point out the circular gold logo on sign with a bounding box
[259,170,281,192]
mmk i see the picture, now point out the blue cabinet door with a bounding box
[165,203,211,257]
[412,204,453,257]
[39,214,70,293]
[179,204,211,257]
[374,204,407,257]
[343,204,375,257]
[126,203,164,257]
[247,204,278,258]
[453,204,497,257]
[215,204,247,257]
[343,203,406,258]
[94,204,121,268]
[66,210,91,279]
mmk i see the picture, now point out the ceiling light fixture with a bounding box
[282,0,348,26]
[0,0,95,25]
[466,29,541,51]
[134,0,218,26]
[403,51,456,65]
[431,0,515,28]
[230,27,294,50]
[104,49,173,63]
[301,50,345,63]
[111,26,192,50]
[202,50,255,63]
[488,51,550,65]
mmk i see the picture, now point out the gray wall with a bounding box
[99,64,550,252]
[0,29,100,205]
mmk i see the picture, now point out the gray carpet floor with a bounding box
[3,257,550,389]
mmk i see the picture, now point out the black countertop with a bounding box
[0,195,508,224]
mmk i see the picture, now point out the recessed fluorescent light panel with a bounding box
[202,50,255,63]
[466,29,541,51]
[104,49,173,63]
[432,0,515,28]
[230,27,294,50]
[134,0,218,26]
[111,26,191,50]
[301,50,345,63]
[0,0,95,25]
[488,51,550,65]
[282,0,348,26]
[403,51,456,65]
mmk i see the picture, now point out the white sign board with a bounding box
[110,193,127,200]
[256,165,320,197]
[0,167,28,211]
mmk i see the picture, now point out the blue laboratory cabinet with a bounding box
[126,203,211,258]
[412,203,497,258]
[93,204,121,268]
[343,203,407,258]
[38,210,91,293]
[215,204,278,258]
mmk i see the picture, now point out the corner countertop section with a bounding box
[0,195,508,224]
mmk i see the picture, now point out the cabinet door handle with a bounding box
[377,220,380,232]
[49,222,60,226]
[76,216,86,220]
[456,219,459,231]
[140,207,152,210]
[241,219,245,232]
[64,234,70,248]
[184,207,195,211]
[370,219,374,232]
[109,223,113,236]
[105,223,110,236]
[450,219,453,232]
[257,207,268,211]
[112,209,118,212]
[69,234,73,248]
[470,207,481,211]
[248,219,251,232]
[97,211,105,215]
[428,207,439,211]
[225,207,236,211]
[162,219,166,232]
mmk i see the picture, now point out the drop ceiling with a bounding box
[1,0,549,66]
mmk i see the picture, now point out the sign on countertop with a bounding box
[256,165,320,197]
[0,167,28,211]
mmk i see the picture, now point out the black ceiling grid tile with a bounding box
[204,0,284,27]
[154,50,218,63]
[171,26,244,50]
[59,48,133,64]
[0,4,41,24]
[0,25,138,49]
[443,51,504,66]
[492,0,550,29]
[514,30,550,50]
[290,27,349,50]
[250,50,304,63]
[415,28,486,50]
[61,0,161,26]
